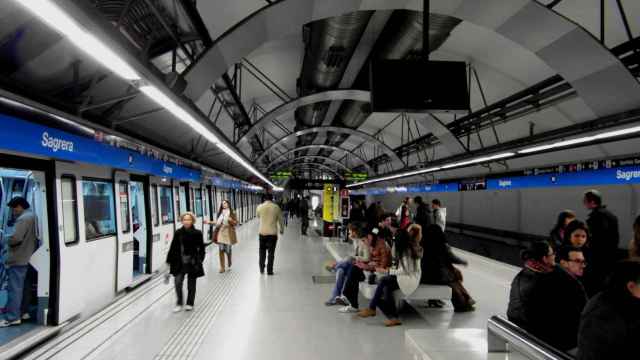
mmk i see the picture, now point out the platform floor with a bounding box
[25,218,520,360]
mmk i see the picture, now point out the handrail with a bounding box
[487,315,574,360]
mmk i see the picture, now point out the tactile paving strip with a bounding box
[154,271,239,360]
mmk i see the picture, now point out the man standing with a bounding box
[1,197,38,327]
[256,193,284,275]
[299,196,310,236]
[414,196,432,230]
[432,199,447,232]
[583,190,620,294]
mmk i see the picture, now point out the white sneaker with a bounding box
[338,305,358,313]
[21,313,31,321]
[0,319,21,327]
[172,306,183,313]
[335,295,350,306]
[184,305,194,311]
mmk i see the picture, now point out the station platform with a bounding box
[21,218,521,360]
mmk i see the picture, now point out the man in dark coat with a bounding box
[548,246,589,352]
[413,196,432,230]
[583,190,620,295]
[577,260,640,360]
[299,196,310,235]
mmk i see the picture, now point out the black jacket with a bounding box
[586,206,620,264]
[577,290,640,360]
[414,203,432,229]
[508,266,588,352]
[507,268,556,346]
[166,226,205,277]
[420,242,466,285]
[549,228,564,249]
[548,267,588,351]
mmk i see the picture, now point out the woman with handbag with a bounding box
[166,212,205,313]
[211,200,238,273]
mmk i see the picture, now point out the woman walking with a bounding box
[166,212,205,312]
[213,200,238,273]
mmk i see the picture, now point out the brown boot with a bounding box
[384,319,402,327]
[357,308,376,318]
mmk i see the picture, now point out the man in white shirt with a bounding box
[256,193,284,275]
[432,199,447,232]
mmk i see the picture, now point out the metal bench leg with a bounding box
[487,330,508,353]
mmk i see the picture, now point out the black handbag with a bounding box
[180,239,195,265]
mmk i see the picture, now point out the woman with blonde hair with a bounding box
[212,200,238,273]
[166,212,205,312]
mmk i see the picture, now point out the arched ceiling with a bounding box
[1,0,639,184]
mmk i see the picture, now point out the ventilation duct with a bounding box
[323,12,461,163]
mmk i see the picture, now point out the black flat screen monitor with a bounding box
[370,59,469,113]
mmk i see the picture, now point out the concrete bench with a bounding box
[360,280,452,310]
[406,329,527,360]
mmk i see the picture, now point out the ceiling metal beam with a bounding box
[266,155,351,172]
[269,144,373,173]
[255,126,404,165]
[320,10,393,127]
[237,90,370,143]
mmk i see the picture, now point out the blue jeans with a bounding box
[330,260,353,300]
[369,275,400,318]
[283,211,289,226]
[6,265,28,321]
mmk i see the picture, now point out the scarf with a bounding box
[525,259,554,273]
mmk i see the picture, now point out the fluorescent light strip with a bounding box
[519,125,640,154]
[139,85,276,188]
[347,152,515,188]
[15,0,273,188]
[17,0,139,80]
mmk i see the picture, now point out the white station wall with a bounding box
[369,184,640,249]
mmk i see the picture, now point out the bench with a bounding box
[324,241,452,310]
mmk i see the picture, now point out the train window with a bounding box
[118,182,131,233]
[61,176,79,245]
[160,186,174,224]
[194,189,203,217]
[82,179,117,240]
[151,184,159,227]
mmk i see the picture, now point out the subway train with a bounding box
[0,98,263,330]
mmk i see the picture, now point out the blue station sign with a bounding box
[0,112,201,181]
[487,165,640,190]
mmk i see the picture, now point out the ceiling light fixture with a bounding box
[347,152,515,188]
[16,0,140,80]
[139,85,276,188]
[15,0,274,189]
[518,125,640,154]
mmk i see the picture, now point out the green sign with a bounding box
[346,172,368,181]
[270,171,292,180]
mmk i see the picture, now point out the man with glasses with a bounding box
[546,246,589,353]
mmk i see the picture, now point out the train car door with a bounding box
[191,183,204,238]
[153,180,174,272]
[0,166,51,326]
[173,182,186,230]
[129,175,150,278]
[202,185,210,242]
[114,171,134,291]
